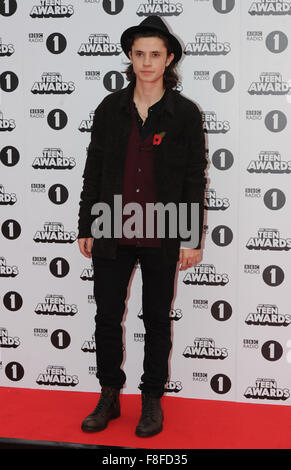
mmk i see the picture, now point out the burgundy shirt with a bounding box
[117,92,164,247]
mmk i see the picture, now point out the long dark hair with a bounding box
[122,29,180,90]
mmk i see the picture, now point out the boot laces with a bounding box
[142,396,158,421]
[94,391,115,416]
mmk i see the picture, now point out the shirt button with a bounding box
[136,188,140,192]
[138,168,141,172]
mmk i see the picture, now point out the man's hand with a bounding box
[179,248,202,271]
[78,237,93,258]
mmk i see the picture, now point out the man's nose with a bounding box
[143,54,152,66]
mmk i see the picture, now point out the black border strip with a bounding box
[0,437,134,449]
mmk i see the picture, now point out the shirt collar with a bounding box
[119,81,175,116]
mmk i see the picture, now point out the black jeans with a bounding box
[92,244,178,398]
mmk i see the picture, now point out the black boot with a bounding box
[135,392,164,437]
[81,386,120,432]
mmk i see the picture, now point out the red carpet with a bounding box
[0,386,291,449]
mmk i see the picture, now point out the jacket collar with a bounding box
[118,81,175,117]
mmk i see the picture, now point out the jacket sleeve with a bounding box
[77,99,106,239]
[180,104,207,249]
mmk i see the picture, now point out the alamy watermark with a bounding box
[90,195,200,248]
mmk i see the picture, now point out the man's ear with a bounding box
[166,52,175,67]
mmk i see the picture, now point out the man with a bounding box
[77,15,207,437]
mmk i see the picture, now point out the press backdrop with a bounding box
[1,0,291,405]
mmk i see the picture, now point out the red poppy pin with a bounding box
[153,131,166,145]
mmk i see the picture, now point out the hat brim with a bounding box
[120,25,182,64]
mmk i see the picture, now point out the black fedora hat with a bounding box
[120,15,182,64]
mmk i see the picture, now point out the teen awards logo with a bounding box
[79,111,94,132]
[0,327,20,348]
[81,334,96,353]
[78,34,121,56]
[183,264,229,286]
[30,0,74,18]
[205,189,230,210]
[244,378,290,401]
[32,148,76,170]
[35,294,78,317]
[31,72,75,94]
[0,184,17,205]
[136,0,183,16]
[138,306,182,321]
[203,111,230,134]
[0,37,15,56]
[164,380,182,393]
[0,111,16,132]
[0,256,18,278]
[183,337,228,359]
[245,304,291,326]
[33,222,76,244]
[184,33,231,56]
[249,0,291,15]
[246,228,291,251]
[36,365,79,386]
[248,72,290,96]
[247,151,291,173]
[80,262,94,281]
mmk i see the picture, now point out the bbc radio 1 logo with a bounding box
[183,337,228,359]
[265,110,287,133]
[246,228,291,251]
[2,219,21,241]
[245,187,286,210]
[244,338,284,361]
[31,72,75,95]
[0,0,17,16]
[36,365,79,387]
[203,111,230,134]
[205,189,230,210]
[192,372,232,395]
[78,34,122,56]
[33,222,76,244]
[246,109,287,132]
[184,33,231,56]
[0,327,20,348]
[247,151,291,174]
[35,294,78,317]
[0,146,20,167]
[0,184,17,205]
[31,182,69,205]
[32,148,76,170]
[243,264,285,287]
[244,378,290,401]
[0,256,18,278]
[183,264,229,286]
[192,298,233,322]
[245,304,291,327]
[30,0,74,18]
[0,110,16,132]
[136,0,183,16]
[0,37,15,56]
[80,261,94,281]
[248,72,290,96]
[81,334,96,353]
[249,0,291,15]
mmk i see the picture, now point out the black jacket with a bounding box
[77,81,207,265]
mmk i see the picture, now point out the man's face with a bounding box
[128,36,174,85]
